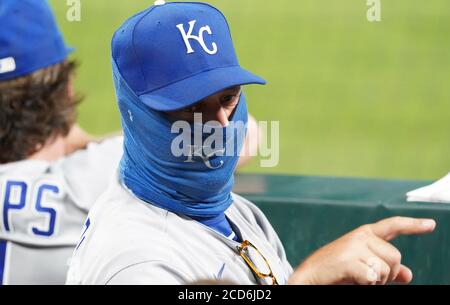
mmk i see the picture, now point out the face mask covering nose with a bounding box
[113,62,249,218]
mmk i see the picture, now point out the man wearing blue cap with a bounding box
[0,0,125,284]
[67,1,436,285]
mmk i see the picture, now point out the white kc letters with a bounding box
[176,20,218,55]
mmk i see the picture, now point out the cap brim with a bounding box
[138,66,266,111]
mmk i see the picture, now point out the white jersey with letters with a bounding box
[0,137,123,285]
[66,173,294,285]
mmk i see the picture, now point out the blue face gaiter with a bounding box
[113,62,248,218]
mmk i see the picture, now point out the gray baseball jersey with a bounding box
[0,137,123,285]
[66,173,294,285]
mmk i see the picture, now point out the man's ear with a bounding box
[66,79,74,100]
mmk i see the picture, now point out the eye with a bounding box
[222,95,234,102]
[221,94,239,106]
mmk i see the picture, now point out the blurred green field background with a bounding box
[50,0,450,180]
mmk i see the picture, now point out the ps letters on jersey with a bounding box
[1,179,61,237]
[176,20,218,55]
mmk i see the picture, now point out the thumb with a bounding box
[394,265,413,284]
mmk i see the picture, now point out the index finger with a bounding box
[370,217,436,241]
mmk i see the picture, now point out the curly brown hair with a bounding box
[0,60,81,164]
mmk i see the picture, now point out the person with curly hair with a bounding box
[0,0,124,284]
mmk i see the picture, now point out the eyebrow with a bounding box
[223,88,242,95]
[178,87,242,112]
[223,85,241,91]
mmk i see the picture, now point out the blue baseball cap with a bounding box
[112,1,266,111]
[0,0,73,81]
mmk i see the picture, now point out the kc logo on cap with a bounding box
[176,20,218,55]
